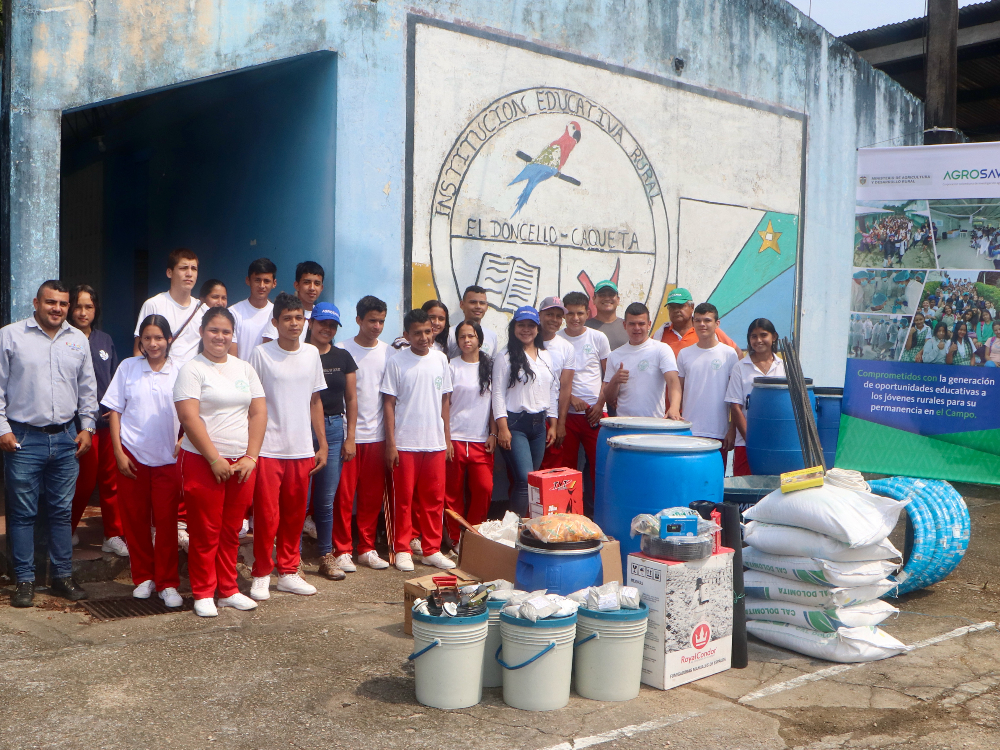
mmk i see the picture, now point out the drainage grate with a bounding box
[80,596,194,621]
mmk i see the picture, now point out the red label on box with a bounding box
[527,467,583,517]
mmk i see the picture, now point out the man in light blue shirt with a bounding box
[0,280,98,607]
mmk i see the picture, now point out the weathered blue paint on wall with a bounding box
[4,0,921,382]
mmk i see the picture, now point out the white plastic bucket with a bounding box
[573,603,648,701]
[482,600,504,688]
[497,612,577,711]
[410,609,489,709]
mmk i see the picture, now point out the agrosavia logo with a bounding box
[943,168,1000,180]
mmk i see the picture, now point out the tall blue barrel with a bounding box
[603,435,723,566]
[813,387,843,469]
[745,377,817,475]
[595,418,692,535]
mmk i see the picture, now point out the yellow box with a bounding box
[780,466,825,493]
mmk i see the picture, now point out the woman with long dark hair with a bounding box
[445,320,495,544]
[491,307,558,516]
[947,321,975,366]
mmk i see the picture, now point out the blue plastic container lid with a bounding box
[499,611,578,627]
[599,416,692,431]
[606,434,721,453]
[577,601,648,621]
[412,609,489,625]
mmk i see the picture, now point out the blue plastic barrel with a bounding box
[603,435,723,566]
[515,541,603,596]
[813,387,843,469]
[595,417,692,535]
[745,377,817,476]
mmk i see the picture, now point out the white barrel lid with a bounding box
[599,416,693,430]
[607,434,721,452]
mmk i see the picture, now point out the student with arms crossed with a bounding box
[447,285,499,358]
[382,308,455,572]
[229,258,278,360]
[261,261,325,345]
[248,293,328,600]
[537,296,574,469]
[133,248,207,364]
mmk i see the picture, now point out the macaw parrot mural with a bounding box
[508,121,582,216]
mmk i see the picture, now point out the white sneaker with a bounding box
[422,551,457,570]
[193,598,218,617]
[177,527,190,553]
[102,536,129,557]
[302,516,318,539]
[394,551,414,572]
[410,538,423,556]
[359,550,390,570]
[132,579,155,599]
[276,573,317,596]
[250,576,271,601]
[218,592,258,611]
[159,587,183,608]
[71,533,80,547]
[335,553,356,573]
[238,519,250,539]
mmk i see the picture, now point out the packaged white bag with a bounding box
[743,521,902,562]
[744,597,898,633]
[743,570,898,608]
[747,621,909,663]
[743,548,900,588]
[743,484,908,547]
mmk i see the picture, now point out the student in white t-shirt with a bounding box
[229,258,278,360]
[597,303,681,420]
[537,296,574,470]
[133,248,208,364]
[248,293,328,601]
[261,261,324,345]
[724,318,785,477]
[334,296,392,571]
[381,308,455,573]
[676,303,740,453]
[446,285,499,358]
[445,320,496,546]
[103,314,183,608]
[173,307,266,618]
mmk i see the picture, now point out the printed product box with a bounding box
[527,468,583,517]
[627,550,734,690]
[402,569,479,635]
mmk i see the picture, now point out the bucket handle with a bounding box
[495,641,555,670]
[407,639,441,661]
[574,632,600,648]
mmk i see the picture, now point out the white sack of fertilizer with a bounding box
[747,621,910,663]
[743,521,902,562]
[742,548,900,588]
[744,598,898,633]
[743,570,898,608]
[743,484,908,547]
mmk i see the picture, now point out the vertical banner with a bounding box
[839,144,1000,484]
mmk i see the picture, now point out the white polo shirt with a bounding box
[101,356,180,467]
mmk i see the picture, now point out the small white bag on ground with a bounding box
[743,570,898,608]
[743,484,909,547]
[744,598,898,633]
[742,548,900,588]
[743,521,902,562]
[747,621,910,663]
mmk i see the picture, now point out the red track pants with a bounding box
[117,448,180,589]
[332,441,386,556]
[71,427,123,537]
[392,450,445,556]
[444,441,494,542]
[252,456,313,577]
[560,414,600,486]
[179,450,256,599]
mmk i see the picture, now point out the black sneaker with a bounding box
[11,581,34,608]
[50,577,88,601]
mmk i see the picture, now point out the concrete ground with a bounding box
[0,484,998,750]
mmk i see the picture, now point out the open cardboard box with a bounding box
[402,568,479,635]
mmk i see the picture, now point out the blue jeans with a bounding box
[500,411,547,517]
[310,415,345,556]
[4,423,80,582]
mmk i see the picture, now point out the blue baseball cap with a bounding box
[311,302,341,324]
[512,306,540,324]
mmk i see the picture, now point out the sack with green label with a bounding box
[743,570,898,608]
[746,621,910,662]
[742,548,900,588]
[744,597,898,633]
[743,521,902,562]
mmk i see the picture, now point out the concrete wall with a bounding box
[2,0,922,383]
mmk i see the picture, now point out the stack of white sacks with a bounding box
[741,471,913,663]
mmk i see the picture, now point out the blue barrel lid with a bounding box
[499,611,578,627]
[577,601,648,621]
[412,609,489,625]
[607,434,721,453]
[599,416,692,431]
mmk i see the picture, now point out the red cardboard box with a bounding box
[527,468,583,517]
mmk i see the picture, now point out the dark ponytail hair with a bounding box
[455,320,492,395]
[505,318,545,389]
[137,314,173,359]
[746,317,779,353]
[197,307,236,354]
[422,299,450,350]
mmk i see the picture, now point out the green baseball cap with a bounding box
[594,279,618,294]
[666,288,693,305]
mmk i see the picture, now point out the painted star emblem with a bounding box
[758,220,782,254]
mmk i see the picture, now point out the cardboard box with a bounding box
[457,527,623,587]
[627,550,734,690]
[402,568,479,635]
[527,468,584,516]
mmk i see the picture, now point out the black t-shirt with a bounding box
[319,347,358,417]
